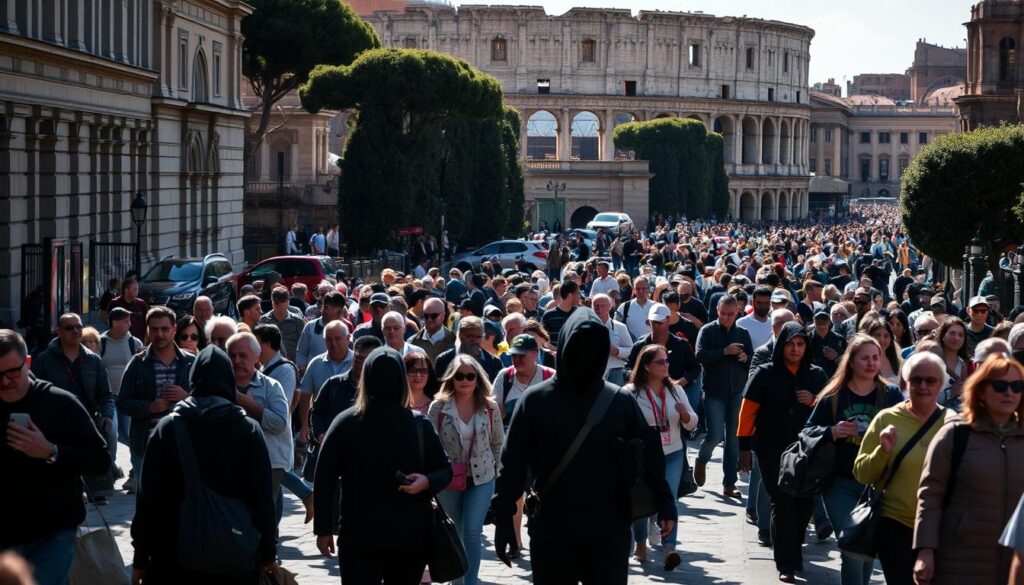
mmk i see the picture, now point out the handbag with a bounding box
[837,406,944,561]
[260,565,299,585]
[617,436,659,521]
[416,420,469,582]
[69,486,130,585]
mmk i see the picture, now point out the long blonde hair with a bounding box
[815,334,888,404]
[437,354,494,412]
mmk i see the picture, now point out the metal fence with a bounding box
[88,241,137,310]
[18,238,83,335]
[335,254,408,283]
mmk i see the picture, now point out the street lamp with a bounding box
[546,181,566,231]
[131,191,148,275]
[969,234,985,256]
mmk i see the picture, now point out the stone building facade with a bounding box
[363,4,815,224]
[0,0,250,327]
[957,0,1024,130]
[846,41,965,104]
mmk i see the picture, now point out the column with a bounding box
[602,109,614,161]
[3,0,16,33]
[518,112,528,160]
[772,116,782,171]
[754,116,763,173]
[558,108,571,160]
[754,191,762,220]
[732,116,742,167]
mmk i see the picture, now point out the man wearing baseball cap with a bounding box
[625,304,700,396]
[965,295,994,355]
[352,292,390,342]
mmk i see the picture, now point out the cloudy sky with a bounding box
[453,0,971,93]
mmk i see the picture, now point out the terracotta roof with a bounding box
[845,94,897,106]
[922,85,964,106]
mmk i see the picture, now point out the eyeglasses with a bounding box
[0,361,26,381]
[453,371,477,382]
[423,313,442,321]
[907,376,940,387]
[178,333,200,342]
[989,380,1024,394]
[61,324,83,331]
[408,368,430,376]
[649,358,669,366]
[915,328,936,336]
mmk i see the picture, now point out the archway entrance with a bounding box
[571,111,599,160]
[527,110,557,160]
[740,191,757,221]
[570,205,599,228]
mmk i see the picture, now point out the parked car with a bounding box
[234,255,337,302]
[138,254,237,317]
[586,212,633,234]
[449,240,548,273]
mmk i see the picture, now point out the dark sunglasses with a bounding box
[423,313,442,320]
[408,368,430,376]
[177,333,200,342]
[907,376,940,387]
[453,372,477,382]
[61,324,83,331]
[990,380,1024,394]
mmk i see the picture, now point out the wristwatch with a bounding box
[45,444,58,464]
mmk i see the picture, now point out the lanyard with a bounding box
[644,387,668,431]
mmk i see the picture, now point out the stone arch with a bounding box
[778,190,790,220]
[791,190,800,219]
[654,112,674,119]
[713,116,736,164]
[760,190,777,221]
[193,49,209,103]
[683,113,707,127]
[779,119,791,165]
[570,205,599,228]
[761,117,777,165]
[740,191,758,221]
[741,116,759,165]
[571,110,600,161]
[206,131,220,174]
[185,129,205,173]
[526,110,557,160]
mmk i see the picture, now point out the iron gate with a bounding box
[89,241,138,311]
[19,238,83,336]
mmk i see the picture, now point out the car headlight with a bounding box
[171,293,195,301]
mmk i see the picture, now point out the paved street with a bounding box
[94,441,883,584]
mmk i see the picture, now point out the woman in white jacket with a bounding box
[625,343,698,570]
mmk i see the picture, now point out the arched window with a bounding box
[1000,37,1016,82]
[491,37,507,62]
[581,39,596,63]
[192,50,209,103]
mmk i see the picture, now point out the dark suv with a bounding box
[138,254,237,317]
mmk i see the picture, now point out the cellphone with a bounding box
[394,471,414,485]
[9,413,30,428]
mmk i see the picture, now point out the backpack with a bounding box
[616,300,632,324]
[101,335,142,357]
[501,365,554,394]
[263,356,298,379]
[942,423,971,508]
[170,414,260,575]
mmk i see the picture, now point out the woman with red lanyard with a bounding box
[625,344,698,570]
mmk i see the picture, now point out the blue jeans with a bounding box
[631,449,684,551]
[746,455,772,541]
[277,471,314,524]
[14,529,76,585]
[115,405,130,447]
[437,477,495,585]
[823,476,875,585]
[683,374,703,430]
[605,368,625,387]
[697,392,742,487]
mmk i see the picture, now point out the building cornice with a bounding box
[0,33,159,83]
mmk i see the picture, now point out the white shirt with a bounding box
[627,384,698,455]
[420,327,448,344]
[453,412,475,457]
[492,365,553,408]
[601,317,634,370]
[388,342,418,356]
[736,314,773,350]
[616,298,653,340]
[589,275,619,298]
[285,230,298,254]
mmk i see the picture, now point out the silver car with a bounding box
[586,212,633,235]
[449,240,549,273]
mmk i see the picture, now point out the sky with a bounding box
[452,0,972,93]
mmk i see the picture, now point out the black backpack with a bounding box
[778,429,837,497]
[170,414,260,575]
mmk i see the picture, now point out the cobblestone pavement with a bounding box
[94,442,883,584]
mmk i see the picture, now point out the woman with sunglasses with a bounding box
[625,344,698,570]
[428,355,504,585]
[404,351,439,415]
[914,355,1024,585]
[851,352,952,584]
[175,315,206,355]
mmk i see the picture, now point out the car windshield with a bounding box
[594,213,620,222]
[142,261,202,283]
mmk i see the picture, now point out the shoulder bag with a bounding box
[837,406,944,561]
[436,408,492,491]
[415,420,469,583]
[524,386,617,520]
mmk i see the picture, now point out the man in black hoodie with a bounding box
[1,329,109,585]
[491,308,676,584]
[131,345,277,584]
[737,321,828,582]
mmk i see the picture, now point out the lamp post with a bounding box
[546,180,566,231]
[963,233,986,300]
[130,192,148,275]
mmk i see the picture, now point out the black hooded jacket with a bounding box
[131,346,276,580]
[738,321,828,453]
[312,347,452,550]
[492,308,676,545]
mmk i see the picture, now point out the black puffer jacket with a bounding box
[492,308,675,545]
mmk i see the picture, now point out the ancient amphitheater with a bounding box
[363,3,815,225]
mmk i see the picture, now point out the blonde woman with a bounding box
[428,355,505,585]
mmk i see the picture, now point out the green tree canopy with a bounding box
[613,118,729,218]
[299,49,521,251]
[900,125,1024,294]
[242,0,378,164]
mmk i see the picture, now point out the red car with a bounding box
[235,256,338,302]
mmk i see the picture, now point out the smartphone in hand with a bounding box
[9,413,31,428]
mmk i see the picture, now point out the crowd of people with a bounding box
[4,203,1024,585]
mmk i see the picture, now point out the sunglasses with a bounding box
[423,313,442,320]
[177,333,200,342]
[408,368,430,376]
[990,380,1024,394]
[61,324,83,331]
[907,376,940,387]
[453,371,477,382]
[915,328,936,336]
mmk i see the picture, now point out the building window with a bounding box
[919,132,928,144]
[404,37,417,48]
[859,132,871,144]
[899,158,910,177]
[767,87,774,102]
[810,126,817,143]
[809,158,816,173]
[624,80,636,96]
[688,43,701,67]
[860,158,871,181]
[879,158,890,181]
[745,47,754,70]
[1000,36,1016,82]
[824,129,832,143]
[581,39,596,63]
[537,78,550,94]
[721,84,730,99]
[783,51,789,73]
[878,132,891,144]
[192,51,208,103]
[178,31,189,89]
[796,90,801,103]
[824,158,832,176]
[273,141,291,181]
[491,38,507,62]
[900,132,909,144]
[212,43,222,97]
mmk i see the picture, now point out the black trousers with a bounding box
[876,516,916,585]
[756,446,814,573]
[531,532,631,585]
[339,546,426,585]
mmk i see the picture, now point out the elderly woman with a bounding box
[852,352,954,585]
[913,355,1024,585]
[1009,322,1024,364]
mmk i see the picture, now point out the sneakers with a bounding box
[694,461,707,487]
